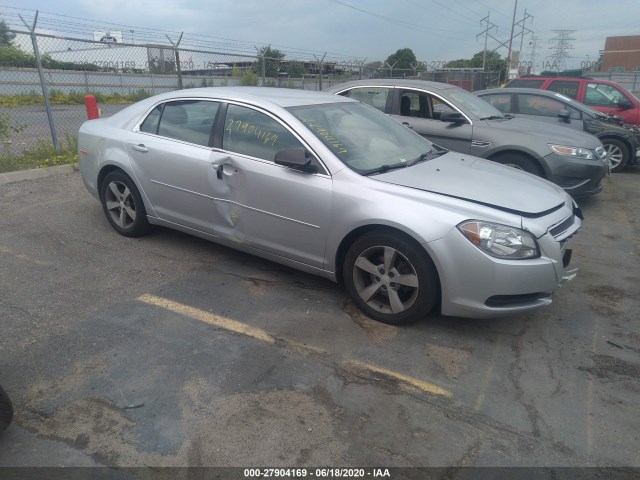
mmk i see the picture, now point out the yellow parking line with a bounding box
[343,359,452,398]
[138,294,451,399]
[137,294,276,344]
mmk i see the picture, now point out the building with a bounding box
[602,35,640,73]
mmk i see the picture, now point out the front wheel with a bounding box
[343,231,439,325]
[602,138,629,173]
[0,385,13,432]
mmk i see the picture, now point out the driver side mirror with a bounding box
[557,109,571,123]
[440,112,465,124]
[274,148,318,173]
[617,98,633,109]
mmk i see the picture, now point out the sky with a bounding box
[2,0,640,71]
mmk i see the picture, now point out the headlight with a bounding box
[457,221,540,259]
[548,144,594,160]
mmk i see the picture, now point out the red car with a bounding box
[505,76,640,126]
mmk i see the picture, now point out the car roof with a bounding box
[145,87,355,108]
[508,76,621,86]
[325,78,460,92]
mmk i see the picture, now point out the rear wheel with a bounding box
[602,138,629,173]
[0,385,13,432]
[100,171,150,237]
[492,152,543,177]
[343,231,438,325]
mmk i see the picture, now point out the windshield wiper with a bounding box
[362,162,408,176]
[408,147,447,166]
[479,115,505,120]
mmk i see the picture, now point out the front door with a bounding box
[208,103,333,269]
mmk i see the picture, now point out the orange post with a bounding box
[84,95,99,120]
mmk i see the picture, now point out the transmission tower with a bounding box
[476,13,498,71]
[547,30,576,73]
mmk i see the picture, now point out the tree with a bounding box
[286,60,306,77]
[256,45,285,78]
[445,50,505,72]
[384,48,418,71]
[0,20,16,47]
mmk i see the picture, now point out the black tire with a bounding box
[492,152,543,177]
[601,138,629,173]
[0,385,13,432]
[343,231,439,325]
[100,171,150,237]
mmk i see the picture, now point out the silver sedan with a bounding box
[78,87,581,325]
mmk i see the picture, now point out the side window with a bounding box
[584,83,626,108]
[398,89,453,119]
[547,80,579,99]
[156,100,219,146]
[517,94,579,119]
[140,105,162,134]
[341,87,390,112]
[223,104,304,162]
[482,94,512,113]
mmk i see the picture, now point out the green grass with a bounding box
[0,89,153,107]
[0,133,78,173]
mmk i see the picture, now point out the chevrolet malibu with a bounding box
[78,87,582,325]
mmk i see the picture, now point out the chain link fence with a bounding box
[0,27,499,170]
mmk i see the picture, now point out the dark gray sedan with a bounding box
[325,79,610,196]
[476,87,639,172]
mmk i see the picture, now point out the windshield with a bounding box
[287,102,434,174]
[446,88,504,119]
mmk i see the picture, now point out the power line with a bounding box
[402,0,478,26]
[326,0,468,37]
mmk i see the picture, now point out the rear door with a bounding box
[126,99,222,232]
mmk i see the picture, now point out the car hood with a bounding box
[373,152,566,216]
[485,116,602,148]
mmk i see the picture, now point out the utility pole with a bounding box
[517,9,533,54]
[505,0,518,84]
[476,13,497,71]
[530,35,542,74]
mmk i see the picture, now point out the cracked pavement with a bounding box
[0,169,639,468]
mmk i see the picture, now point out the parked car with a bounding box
[325,79,609,197]
[0,384,13,432]
[79,87,582,325]
[476,87,639,172]
[504,76,640,126]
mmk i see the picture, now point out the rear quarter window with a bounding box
[506,79,545,88]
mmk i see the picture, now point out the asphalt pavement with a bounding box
[0,168,638,470]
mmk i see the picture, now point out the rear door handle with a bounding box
[216,164,223,180]
[402,122,414,129]
[131,144,148,153]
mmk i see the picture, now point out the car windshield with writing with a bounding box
[287,102,433,174]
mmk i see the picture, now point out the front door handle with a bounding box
[216,164,223,180]
[131,144,148,153]
[402,122,414,129]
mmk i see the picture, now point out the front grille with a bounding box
[550,215,575,237]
